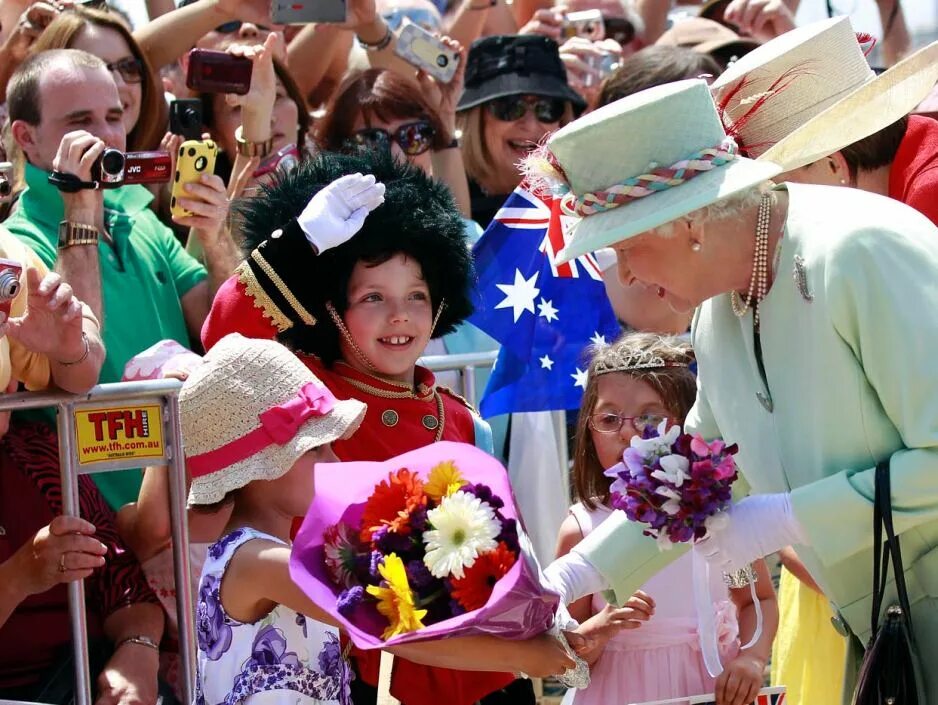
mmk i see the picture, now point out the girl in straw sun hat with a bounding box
[185,334,575,705]
[536,76,938,702]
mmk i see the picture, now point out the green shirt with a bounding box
[5,163,207,508]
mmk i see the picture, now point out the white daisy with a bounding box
[423,491,502,579]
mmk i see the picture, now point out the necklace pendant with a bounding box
[422,414,440,431]
[381,409,399,427]
[756,391,774,413]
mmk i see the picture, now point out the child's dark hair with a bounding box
[573,332,697,510]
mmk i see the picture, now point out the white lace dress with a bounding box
[195,528,352,705]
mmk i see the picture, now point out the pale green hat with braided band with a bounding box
[531,79,781,264]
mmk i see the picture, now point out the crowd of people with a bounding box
[0,0,936,704]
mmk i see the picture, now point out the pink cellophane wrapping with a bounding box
[289,441,559,650]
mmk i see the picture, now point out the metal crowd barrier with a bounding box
[0,379,195,705]
[1,351,568,705]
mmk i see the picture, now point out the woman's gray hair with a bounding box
[650,181,773,238]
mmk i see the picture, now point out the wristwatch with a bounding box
[234,125,274,159]
[57,221,99,248]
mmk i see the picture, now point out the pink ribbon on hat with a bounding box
[188,381,338,478]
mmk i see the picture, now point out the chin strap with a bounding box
[47,171,103,193]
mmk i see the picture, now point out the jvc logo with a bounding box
[127,165,143,174]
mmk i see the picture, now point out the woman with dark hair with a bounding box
[200,35,311,189]
[457,35,585,227]
[316,40,471,218]
[202,149,574,705]
[29,5,166,151]
[599,45,721,106]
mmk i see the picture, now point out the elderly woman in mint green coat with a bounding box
[538,79,938,702]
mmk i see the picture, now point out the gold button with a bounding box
[422,414,439,430]
[381,410,399,427]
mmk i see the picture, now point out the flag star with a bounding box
[590,332,607,347]
[539,355,554,370]
[537,297,559,323]
[495,269,540,323]
[571,367,588,389]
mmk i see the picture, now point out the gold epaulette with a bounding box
[235,261,292,333]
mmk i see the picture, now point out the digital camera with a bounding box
[0,162,12,204]
[90,148,126,187]
[0,259,23,318]
[562,10,605,41]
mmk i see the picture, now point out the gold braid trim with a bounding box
[250,249,317,326]
[235,261,293,333]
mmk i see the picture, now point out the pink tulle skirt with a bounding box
[565,602,740,705]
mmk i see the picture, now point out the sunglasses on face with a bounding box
[603,17,636,45]
[214,20,271,33]
[588,412,668,435]
[486,96,566,124]
[345,121,436,156]
[106,57,144,84]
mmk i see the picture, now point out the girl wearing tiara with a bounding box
[557,333,778,705]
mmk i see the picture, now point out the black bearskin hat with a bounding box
[236,150,475,364]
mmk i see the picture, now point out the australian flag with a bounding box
[469,184,621,418]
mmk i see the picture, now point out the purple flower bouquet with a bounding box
[605,420,740,550]
[289,441,559,650]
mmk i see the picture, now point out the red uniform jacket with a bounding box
[202,273,514,705]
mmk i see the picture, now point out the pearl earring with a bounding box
[691,241,702,252]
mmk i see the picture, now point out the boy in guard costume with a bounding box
[201,151,515,705]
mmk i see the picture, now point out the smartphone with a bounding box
[0,259,23,318]
[186,49,252,95]
[562,9,605,41]
[124,151,173,186]
[272,0,347,23]
[170,140,218,220]
[394,21,459,84]
[0,162,12,204]
[169,99,204,141]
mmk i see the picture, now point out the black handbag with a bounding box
[851,461,920,705]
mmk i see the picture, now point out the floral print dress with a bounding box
[196,528,352,705]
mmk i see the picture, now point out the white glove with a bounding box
[695,492,807,573]
[297,173,386,254]
[543,551,608,606]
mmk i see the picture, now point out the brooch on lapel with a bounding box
[793,255,813,302]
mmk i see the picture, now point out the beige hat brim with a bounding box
[760,41,938,171]
[557,156,781,263]
[188,397,366,505]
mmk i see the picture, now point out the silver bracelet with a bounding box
[117,635,160,652]
[57,332,90,367]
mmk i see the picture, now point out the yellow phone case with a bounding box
[170,139,218,220]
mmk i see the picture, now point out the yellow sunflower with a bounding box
[366,553,427,640]
[424,460,466,501]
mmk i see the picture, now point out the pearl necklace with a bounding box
[730,192,772,327]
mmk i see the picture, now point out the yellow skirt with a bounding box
[770,567,848,705]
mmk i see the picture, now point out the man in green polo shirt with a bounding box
[6,49,241,509]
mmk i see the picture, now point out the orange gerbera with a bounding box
[450,541,517,612]
[359,468,427,544]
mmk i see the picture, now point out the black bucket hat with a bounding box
[457,35,587,113]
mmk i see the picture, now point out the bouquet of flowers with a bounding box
[289,441,567,652]
[605,419,762,678]
[604,419,740,551]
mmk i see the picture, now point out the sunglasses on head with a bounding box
[345,121,436,156]
[105,57,144,83]
[486,95,566,124]
[603,17,635,45]
[214,19,271,33]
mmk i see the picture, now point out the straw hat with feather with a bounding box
[710,16,938,171]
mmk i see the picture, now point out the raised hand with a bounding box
[296,173,387,254]
[3,268,85,363]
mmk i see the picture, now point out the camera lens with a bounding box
[100,149,125,176]
[436,54,449,68]
[0,179,10,198]
[195,156,208,171]
[0,271,20,300]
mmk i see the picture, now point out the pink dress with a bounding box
[563,503,740,705]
